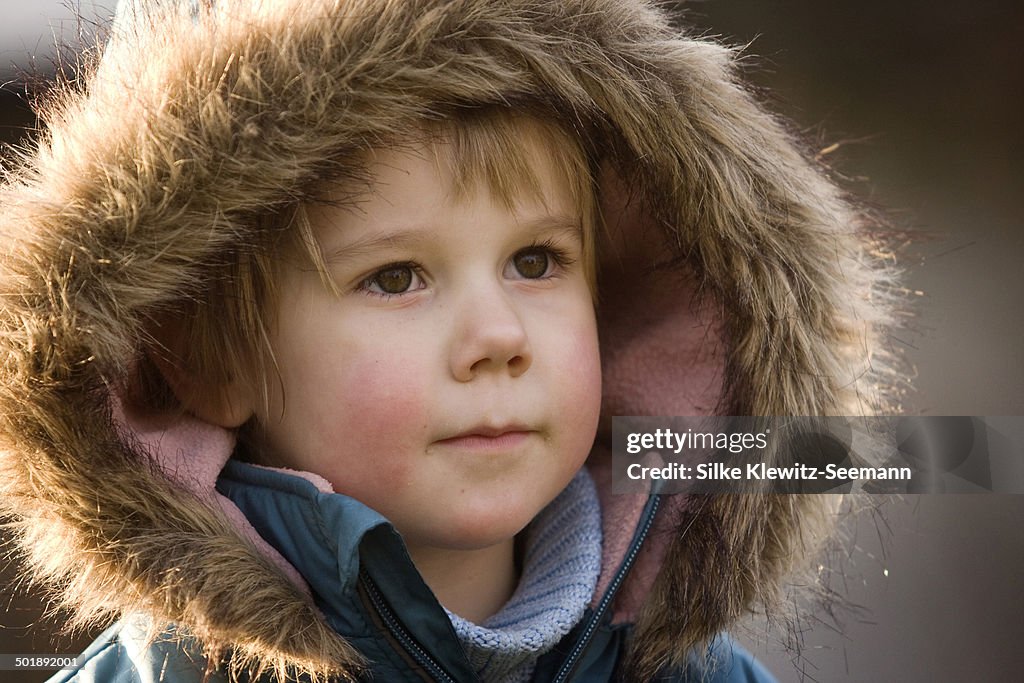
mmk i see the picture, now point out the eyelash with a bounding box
[356,239,577,299]
[532,238,575,269]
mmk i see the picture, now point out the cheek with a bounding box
[335,355,430,438]
[286,347,433,493]
[552,323,603,459]
[567,328,602,400]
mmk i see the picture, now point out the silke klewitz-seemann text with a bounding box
[626,462,913,482]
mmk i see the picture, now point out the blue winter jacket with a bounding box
[50,461,775,683]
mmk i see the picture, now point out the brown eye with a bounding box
[512,249,550,279]
[369,266,414,294]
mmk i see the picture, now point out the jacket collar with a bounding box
[216,459,479,681]
[216,459,664,682]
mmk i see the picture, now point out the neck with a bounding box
[406,538,519,624]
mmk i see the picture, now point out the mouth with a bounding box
[434,424,535,451]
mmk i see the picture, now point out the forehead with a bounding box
[384,135,574,206]
[309,129,583,236]
[346,112,590,207]
[303,141,581,255]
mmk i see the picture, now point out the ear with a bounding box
[146,320,256,429]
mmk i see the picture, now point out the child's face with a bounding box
[254,139,601,553]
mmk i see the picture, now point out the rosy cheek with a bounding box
[325,355,430,485]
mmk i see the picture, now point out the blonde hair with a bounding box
[154,107,598,418]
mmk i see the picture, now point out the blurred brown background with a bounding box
[680,2,1024,681]
[2,1,1023,681]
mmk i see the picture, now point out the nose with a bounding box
[450,288,532,382]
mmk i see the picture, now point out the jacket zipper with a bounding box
[550,485,664,683]
[359,569,459,683]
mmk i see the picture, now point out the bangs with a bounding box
[429,108,598,291]
[435,109,594,216]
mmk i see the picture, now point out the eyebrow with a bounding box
[322,229,431,262]
[523,215,584,240]
[322,214,583,262]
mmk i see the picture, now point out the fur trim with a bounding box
[0,0,898,679]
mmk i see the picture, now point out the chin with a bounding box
[429,504,541,551]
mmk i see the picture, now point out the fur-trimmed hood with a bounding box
[0,0,895,680]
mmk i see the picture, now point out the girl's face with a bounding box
[252,138,602,555]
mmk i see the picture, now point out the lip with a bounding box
[435,425,534,450]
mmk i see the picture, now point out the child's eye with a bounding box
[512,248,551,279]
[506,242,574,280]
[360,264,423,296]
